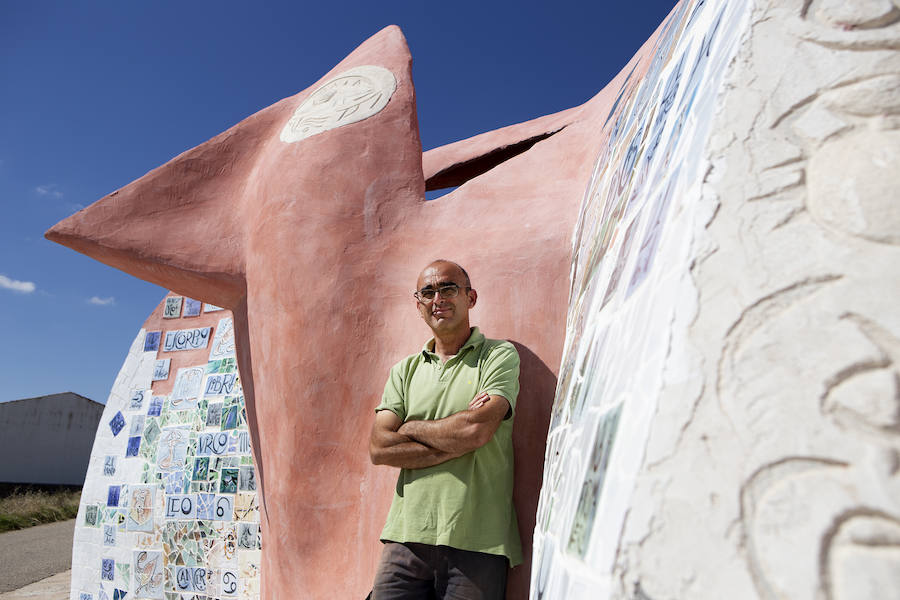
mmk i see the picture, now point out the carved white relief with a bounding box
[602,0,900,598]
[807,131,900,245]
[828,515,900,600]
[279,65,396,143]
[793,0,900,50]
[820,75,900,117]
[811,0,899,30]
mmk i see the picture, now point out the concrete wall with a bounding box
[0,392,103,485]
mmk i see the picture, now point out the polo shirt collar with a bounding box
[421,327,485,361]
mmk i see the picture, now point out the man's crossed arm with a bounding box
[369,393,510,469]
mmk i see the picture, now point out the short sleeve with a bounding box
[479,342,520,417]
[375,360,408,422]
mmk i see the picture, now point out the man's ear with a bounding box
[468,288,477,308]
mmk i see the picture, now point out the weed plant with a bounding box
[0,486,82,532]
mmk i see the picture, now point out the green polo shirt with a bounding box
[376,327,523,565]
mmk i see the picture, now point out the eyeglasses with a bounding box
[413,283,470,303]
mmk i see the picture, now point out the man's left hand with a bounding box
[468,392,489,410]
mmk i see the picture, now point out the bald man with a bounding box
[369,260,522,599]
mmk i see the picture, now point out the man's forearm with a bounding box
[370,430,461,469]
[399,412,482,455]
[399,394,509,454]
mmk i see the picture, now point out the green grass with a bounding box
[0,486,82,533]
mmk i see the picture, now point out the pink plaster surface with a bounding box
[47,16,672,598]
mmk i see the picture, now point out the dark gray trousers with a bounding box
[370,542,508,600]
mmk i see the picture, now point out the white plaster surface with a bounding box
[534,0,900,598]
[279,65,396,143]
[607,1,900,599]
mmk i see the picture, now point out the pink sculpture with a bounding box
[47,23,663,598]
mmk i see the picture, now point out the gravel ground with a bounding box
[0,519,74,593]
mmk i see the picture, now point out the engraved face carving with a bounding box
[280,65,396,143]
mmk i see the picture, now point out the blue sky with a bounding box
[0,1,676,404]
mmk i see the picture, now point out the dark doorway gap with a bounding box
[424,127,567,195]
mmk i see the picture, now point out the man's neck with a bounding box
[432,325,472,360]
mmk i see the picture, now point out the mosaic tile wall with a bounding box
[71,295,261,600]
[532,1,751,597]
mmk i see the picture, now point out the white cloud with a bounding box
[35,184,63,199]
[0,274,36,293]
[88,296,116,306]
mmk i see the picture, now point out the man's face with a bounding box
[415,262,476,335]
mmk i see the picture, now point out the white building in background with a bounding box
[0,392,103,485]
